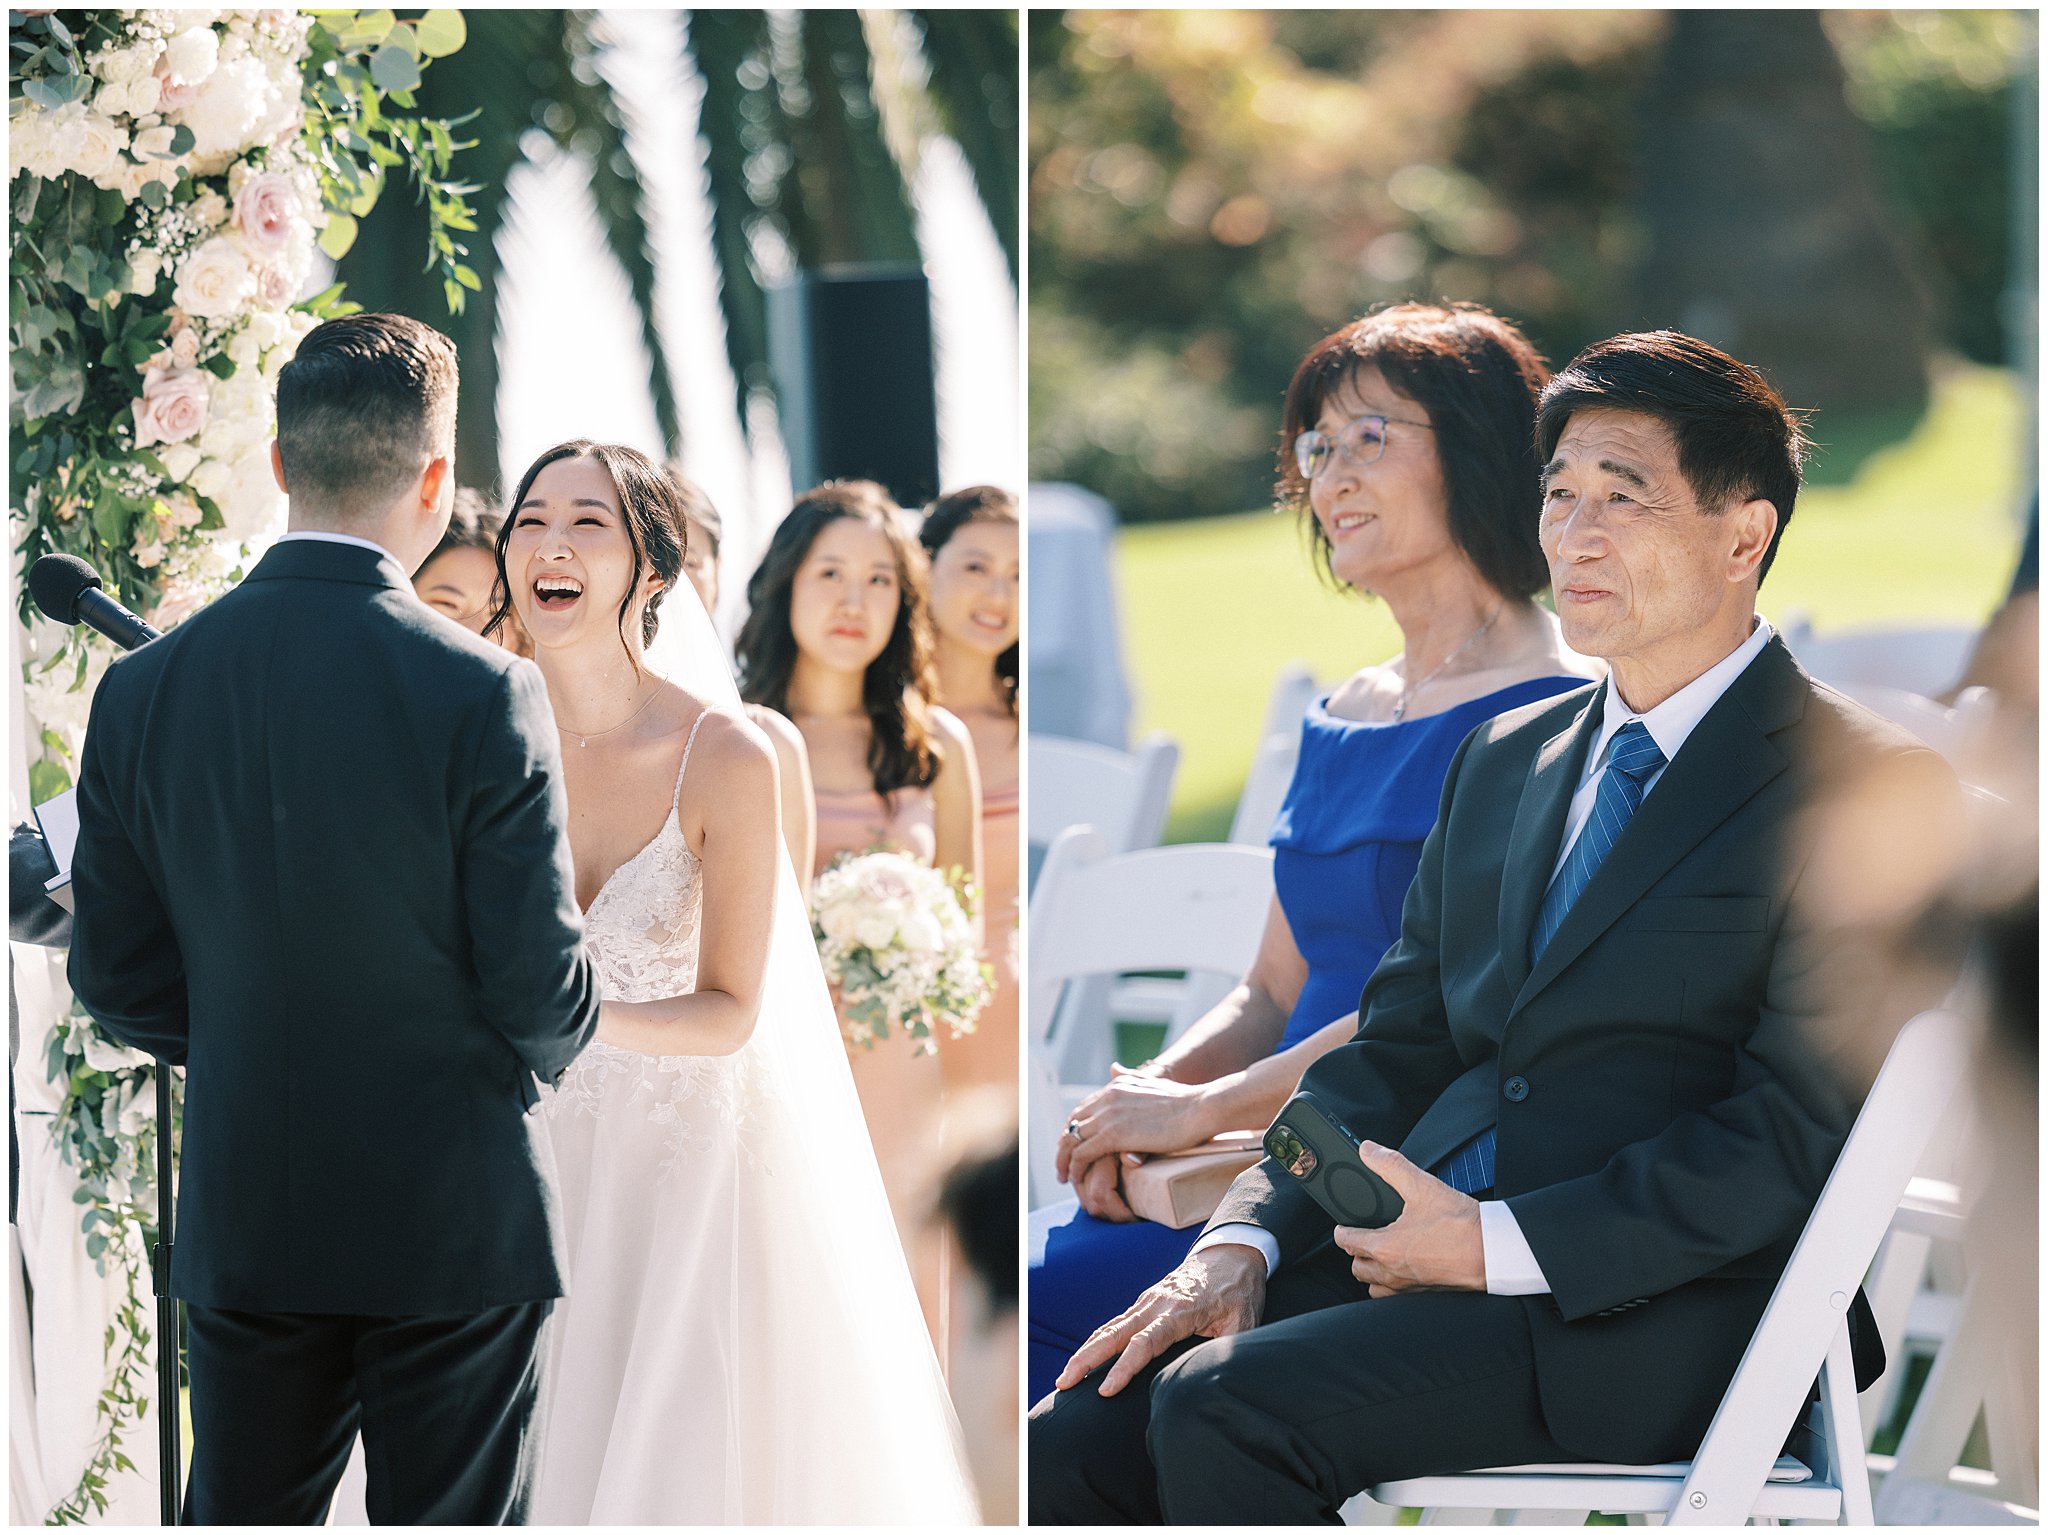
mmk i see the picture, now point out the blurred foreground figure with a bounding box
[938,1103,1021,1526]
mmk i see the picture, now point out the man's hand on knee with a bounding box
[1334,1142,1486,1296]
[1055,1244,1267,1398]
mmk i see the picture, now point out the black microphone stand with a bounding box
[151,1062,179,1525]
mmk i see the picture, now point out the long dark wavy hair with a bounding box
[485,440,687,671]
[737,480,941,795]
[920,485,1018,719]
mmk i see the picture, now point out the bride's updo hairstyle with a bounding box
[486,439,687,658]
[1278,301,1551,600]
[737,480,941,796]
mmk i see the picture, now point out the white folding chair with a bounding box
[1027,734,1181,1085]
[1780,616,1978,701]
[1355,1008,1971,1526]
[1820,681,1997,771]
[1027,828,1274,1207]
[1027,732,1179,863]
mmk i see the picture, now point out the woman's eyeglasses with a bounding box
[1293,413,1435,480]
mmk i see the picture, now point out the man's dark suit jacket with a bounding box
[68,538,601,1316]
[1207,635,1954,1465]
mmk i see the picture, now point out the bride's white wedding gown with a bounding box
[531,712,979,1524]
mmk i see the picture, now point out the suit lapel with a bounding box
[1496,688,1603,1000]
[1507,637,1809,1020]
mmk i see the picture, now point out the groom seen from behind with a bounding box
[1030,331,1962,1523]
[68,313,601,1524]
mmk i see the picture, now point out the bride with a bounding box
[493,440,978,1524]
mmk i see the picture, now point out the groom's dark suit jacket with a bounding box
[1207,636,1955,1464]
[69,538,601,1316]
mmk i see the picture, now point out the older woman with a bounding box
[1028,303,1600,1404]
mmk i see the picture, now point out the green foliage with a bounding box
[38,1007,174,1525]
[1030,11,2029,523]
[1831,11,2034,368]
[300,11,481,313]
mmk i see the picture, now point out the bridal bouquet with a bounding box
[811,850,994,1055]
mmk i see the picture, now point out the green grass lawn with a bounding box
[1118,363,2029,842]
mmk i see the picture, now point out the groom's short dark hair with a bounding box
[276,313,459,519]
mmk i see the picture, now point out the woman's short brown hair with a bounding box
[1278,302,1551,601]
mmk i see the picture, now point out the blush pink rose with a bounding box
[131,365,210,447]
[252,262,296,309]
[232,172,300,257]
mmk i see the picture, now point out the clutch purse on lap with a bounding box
[1122,1132,1265,1229]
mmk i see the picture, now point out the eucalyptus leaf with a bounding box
[369,43,420,93]
[318,211,358,260]
[338,9,395,50]
[415,9,466,57]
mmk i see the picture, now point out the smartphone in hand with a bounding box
[1263,1091,1404,1229]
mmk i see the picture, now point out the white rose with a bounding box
[175,55,268,166]
[93,44,152,86]
[899,906,943,956]
[227,326,263,369]
[132,531,169,569]
[132,122,177,160]
[170,325,201,369]
[127,249,163,296]
[163,27,220,88]
[111,154,180,204]
[242,309,287,354]
[189,454,234,505]
[853,909,900,951]
[818,900,861,946]
[124,72,163,118]
[190,188,228,229]
[158,440,202,482]
[15,103,85,182]
[172,235,252,319]
[221,449,284,541]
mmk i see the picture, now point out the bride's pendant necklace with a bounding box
[559,686,658,749]
[1391,604,1502,722]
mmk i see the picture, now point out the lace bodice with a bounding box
[583,760,705,1007]
[545,712,750,1167]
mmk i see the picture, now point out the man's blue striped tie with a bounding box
[1530,720,1666,963]
[1435,1127,1496,1195]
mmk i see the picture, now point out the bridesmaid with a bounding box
[1028,302,1601,1404]
[920,486,1020,1101]
[737,479,983,1333]
[412,488,530,657]
[662,463,817,883]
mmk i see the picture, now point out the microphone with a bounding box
[28,554,162,652]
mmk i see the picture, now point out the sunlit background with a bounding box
[335,9,1019,636]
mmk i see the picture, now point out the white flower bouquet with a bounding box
[811,850,994,1055]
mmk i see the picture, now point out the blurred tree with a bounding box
[1634,10,1931,419]
[342,8,1018,489]
[1029,9,2030,523]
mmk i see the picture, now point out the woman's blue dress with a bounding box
[1026,676,1586,1403]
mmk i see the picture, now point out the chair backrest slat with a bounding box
[1672,1009,1970,1524]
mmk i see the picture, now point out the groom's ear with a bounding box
[269,440,288,495]
[417,453,453,509]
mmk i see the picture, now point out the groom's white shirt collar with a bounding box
[278,529,396,559]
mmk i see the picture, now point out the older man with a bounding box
[1029,332,1959,1523]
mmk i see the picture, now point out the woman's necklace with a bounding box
[1391,604,1502,722]
[558,685,658,749]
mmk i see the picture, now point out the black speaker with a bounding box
[768,265,940,508]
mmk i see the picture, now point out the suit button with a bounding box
[1503,1076,1530,1103]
